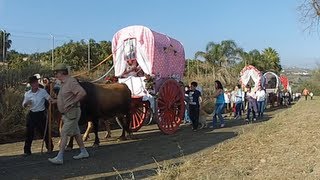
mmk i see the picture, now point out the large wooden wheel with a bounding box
[130,97,150,132]
[157,79,185,134]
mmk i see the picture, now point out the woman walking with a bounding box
[211,80,225,128]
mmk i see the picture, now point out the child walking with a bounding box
[186,81,202,131]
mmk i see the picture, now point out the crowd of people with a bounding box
[184,80,318,132]
[183,81,282,131]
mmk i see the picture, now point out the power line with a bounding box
[5,28,87,40]
[10,33,89,42]
[10,34,52,40]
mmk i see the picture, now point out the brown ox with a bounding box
[65,82,132,148]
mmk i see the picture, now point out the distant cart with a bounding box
[263,71,285,106]
[279,74,291,93]
[263,71,283,94]
[112,25,186,134]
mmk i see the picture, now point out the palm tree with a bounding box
[193,40,240,86]
[195,40,239,67]
[241,49,259,65]
[262,47,282,73]
[0,32,12,61]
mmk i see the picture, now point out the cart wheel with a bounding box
[145,108,154,125]
[130,97,150,132]
[157,79,185,134]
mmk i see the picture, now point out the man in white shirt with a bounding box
[256,85,266,117]
[310,92,314,100]
[234,84,243,119]
[224,89,231,115]
[22,76,53,156]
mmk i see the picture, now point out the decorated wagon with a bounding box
[279,74,291,94]
[263,71,284,106]
[239,65,263,91]
[263,71,282,94]
[112,25,186,134]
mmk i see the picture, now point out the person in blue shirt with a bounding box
[186,81,202,131]
[211,80,225,128]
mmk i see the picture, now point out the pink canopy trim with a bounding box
[239,65,262,92]
[112,25,185,79]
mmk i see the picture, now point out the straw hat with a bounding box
[53,63,68,71]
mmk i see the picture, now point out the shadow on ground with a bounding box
[0,124,236,180]
[0,103,292,179]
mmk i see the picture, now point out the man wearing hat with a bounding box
[22,75,54,156]
[48,63,89,165]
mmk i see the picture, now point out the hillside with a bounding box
[281,67,312,93]
[153,98,320,179]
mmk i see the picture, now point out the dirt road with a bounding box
[0,107,286,179]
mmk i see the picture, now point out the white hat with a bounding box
[34,73,41,79]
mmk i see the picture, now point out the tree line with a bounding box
[1,33,281,75]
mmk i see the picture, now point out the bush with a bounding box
[0,65,52,143]
[0,87,26,143]
[0,65,52,89]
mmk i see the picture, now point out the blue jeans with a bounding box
[234,102,242,117]
[184,108,191,123]
[246,101,257,120]
[257,100,265,117]
[189,105,200,130]
[212,103,225,126]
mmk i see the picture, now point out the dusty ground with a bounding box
[0,107,285,180]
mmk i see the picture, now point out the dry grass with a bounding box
[153,98,320,179]
[0,87,26,143]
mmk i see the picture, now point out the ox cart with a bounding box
[111,25,186,134]
[263,71,283,106]
[239,65,263,91]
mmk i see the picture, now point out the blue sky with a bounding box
[0,0,319,68]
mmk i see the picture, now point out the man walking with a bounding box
[48,63,89,165]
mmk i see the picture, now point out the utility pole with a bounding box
[87,39,91,71]
[187,59,190,79]
[50,34,55,70]
[0,29,5,64]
